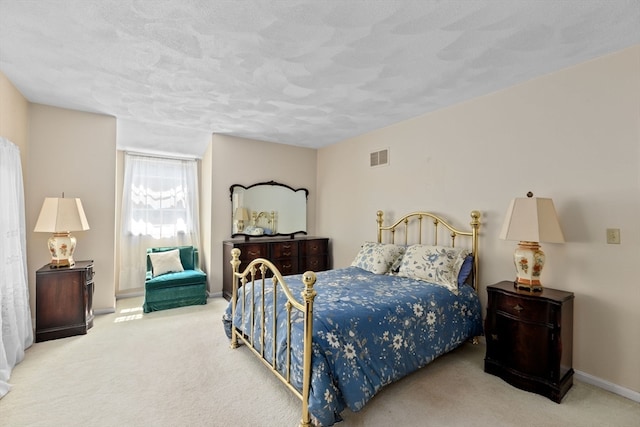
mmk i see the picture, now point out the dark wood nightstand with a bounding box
[484,281,574,403]
[35,260,95,342]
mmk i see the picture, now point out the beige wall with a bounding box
[113,150,126,295]
[317,46,640,395]
[2,73,118,315]
[207,134,317,295]
[0,72,29,173]
[200,139,214,291]
[27,104,117,313]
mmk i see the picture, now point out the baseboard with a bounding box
[95,295,118,315]
[91,291,221,316]
[117,291,144,298]
[574,370,640,403]
[472,339,639,403]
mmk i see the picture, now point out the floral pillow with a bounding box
[397,245,471,293]
[351,242,406,275]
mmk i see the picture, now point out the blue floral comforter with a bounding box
[223,266,483,426]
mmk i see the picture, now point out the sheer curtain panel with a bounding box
[119,154,200,293]
[0,137,33,398]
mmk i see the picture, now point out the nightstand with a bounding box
[484,281,574,403]
[35,260,95,342]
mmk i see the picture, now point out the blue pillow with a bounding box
[458,255,474,286]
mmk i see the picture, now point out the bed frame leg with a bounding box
[230,248,242,350]
[230,330,239,349]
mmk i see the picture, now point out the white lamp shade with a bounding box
[499,197,564,243]
[234,207,249,221]
[34,197,90,233]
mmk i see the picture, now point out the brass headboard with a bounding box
[376,210,481,291]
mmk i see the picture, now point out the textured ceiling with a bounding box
[1,1,639,157]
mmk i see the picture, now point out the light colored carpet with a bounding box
[1,296,638,427]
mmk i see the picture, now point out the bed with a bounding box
[223,209,482,426]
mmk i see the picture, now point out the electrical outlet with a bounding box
[606,228,620,244]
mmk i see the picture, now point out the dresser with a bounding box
[484,281,574,402]
[222,237,329,300]
[35,260,95,342]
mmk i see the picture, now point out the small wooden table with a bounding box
[35,260,95,342]
[484,281,574,402]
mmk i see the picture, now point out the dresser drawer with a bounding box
[271,241,298,259]
[239,243,268,260]
[300,239,327,256]
[302,255,327,272]
[493,291,553,324]
[273,258,299,276]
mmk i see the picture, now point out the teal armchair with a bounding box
[143,246,207,313]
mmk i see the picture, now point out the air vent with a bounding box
[370,149,389,167]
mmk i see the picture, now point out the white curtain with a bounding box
[0,137,33,398]
[118,154,200,293]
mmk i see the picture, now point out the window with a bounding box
[118,154,200,293]
[126,158,195,238]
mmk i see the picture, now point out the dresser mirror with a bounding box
[230,181,308,239]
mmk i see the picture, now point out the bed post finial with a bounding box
[470,210,481,225]
[302,269,316,287]
[230,248,240,265]
[376,210,384,243]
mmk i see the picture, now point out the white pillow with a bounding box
[351,242,406,275]
[397,245,470,293]
[149,249,184,277]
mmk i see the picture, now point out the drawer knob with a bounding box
[513,304,524,312]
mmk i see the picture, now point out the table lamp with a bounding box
[34,196,90,268]
[234,207,249,233]
[499,192,564,291]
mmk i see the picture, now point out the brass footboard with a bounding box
[229,248,317,427]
